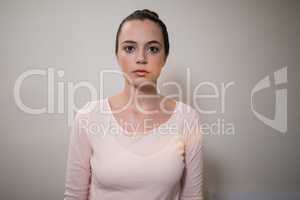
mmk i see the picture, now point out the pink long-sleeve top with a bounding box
[64,98,204,200]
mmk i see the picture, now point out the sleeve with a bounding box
[180,110,204,200]
[64,110,92,200]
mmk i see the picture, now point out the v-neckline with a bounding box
[105,97,180,137]
[109,132,182,160]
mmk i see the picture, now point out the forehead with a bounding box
[119,19,164,44]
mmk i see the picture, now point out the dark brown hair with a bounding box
[115,9,170,59]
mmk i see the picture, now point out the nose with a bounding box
[136,48,147,64]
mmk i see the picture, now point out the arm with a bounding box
[180,111,204,200]
[64,110,92,200]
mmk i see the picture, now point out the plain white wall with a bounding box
[0,0,299,199]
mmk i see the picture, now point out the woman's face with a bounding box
[116,19,166,88]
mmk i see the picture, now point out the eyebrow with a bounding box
[121,40,162,46]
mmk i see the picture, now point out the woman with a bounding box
[64,9,204,200]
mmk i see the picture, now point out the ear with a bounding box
[163,55,168,66]
[115,50,121,62]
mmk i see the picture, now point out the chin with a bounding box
[131,78,156,89]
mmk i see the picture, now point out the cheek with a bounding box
[150,55,165,71]
[117,53,134,71]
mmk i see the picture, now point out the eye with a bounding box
[123,46,135,54]
[148,46,160,54]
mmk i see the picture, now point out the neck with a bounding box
[120,81,162,114]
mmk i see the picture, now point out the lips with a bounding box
[133,69,149,76]
[133,69,149,73]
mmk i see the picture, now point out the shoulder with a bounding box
[75,98,109,120]
[72,99,110,135]
[176,100,201,122]
[176,101,202,141]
